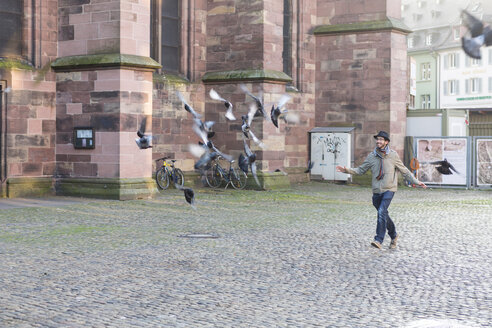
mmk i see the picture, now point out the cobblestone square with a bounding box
[0,182,491,327]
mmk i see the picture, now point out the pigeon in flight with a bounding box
[461,10,492,59]
[241,104,266,149]
[209,89,236,121]
[135,116,152,149]
[174,182,196,208]
[422,158,460,175]
[240,84,268,119]
[270,94,292,128]
[243,138,261,188]
[176,91,202,119]
[304,160,314,173]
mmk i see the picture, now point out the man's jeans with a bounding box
[372,191,396,243]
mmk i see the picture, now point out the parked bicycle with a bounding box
[155,157,185,190]
[205,156,247,189]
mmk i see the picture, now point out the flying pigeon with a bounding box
[240,84,268,119]
[238,153,249,175]
[305,160,314,173]
[429,158,460,175]
[176,91,202,119]
[270,94,292,128]
[241,104,266,149]
[461,10,492,59]
[135,116,152,149]
[209,89,236,121]
[243,138,261,188]
[174,182,195,207]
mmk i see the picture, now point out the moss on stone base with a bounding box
[246,171,291,190]
[202,69,292,84]
[55,178,158,200]
[6,177,54,198]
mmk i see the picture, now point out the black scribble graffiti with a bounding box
[314,134,346,161]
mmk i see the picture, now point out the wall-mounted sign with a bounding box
[73,127,95,149]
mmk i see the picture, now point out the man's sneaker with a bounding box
[371,240,382,249]
[389,234,399,249]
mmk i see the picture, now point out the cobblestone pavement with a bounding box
[0,182,491,327]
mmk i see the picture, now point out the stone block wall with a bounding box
[0,0,58,196]
[55,69,153,179]
[315,28,407,162]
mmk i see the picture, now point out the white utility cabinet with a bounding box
[309,127,354,181]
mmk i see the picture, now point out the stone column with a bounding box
[202,0,298,189]
[314,0,409,160]
[52,0,160,199]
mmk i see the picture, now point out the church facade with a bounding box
[0,0,410,198]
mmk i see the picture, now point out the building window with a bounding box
[453,26,460,40]
[467,78,482,94]
[421,62,431,80]
[444,80,459,95]
[471,57,481,66]
[409,94,415,109]
[282,0,292,77]
[161,0,180,73]
[426,34,433,46]
[151,0,181,73]
[444,53,459,69]
[408,37,414,49]
[489,77,492,93]
[420,94,431,109]
[0,1,23,57]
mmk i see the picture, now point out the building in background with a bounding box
[403,0,492,137]
[0,0,411,198]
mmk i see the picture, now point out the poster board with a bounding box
[415,137,468,186]
[475,138,492,187]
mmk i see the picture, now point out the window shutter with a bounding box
[489,77,492,92]
[456,81,460,95]
[444,55,449,69]
[443,81,448,95]
[465,55,470,67]
[456,54,460,68]
[478,78,482,93]
[465,79,469,94]
[489,49,492,65]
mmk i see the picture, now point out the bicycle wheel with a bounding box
[172,168,185,188]
[230,168,247,190]
[205,164,222,188]
[156,167,170,190]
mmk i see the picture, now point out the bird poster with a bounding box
[476,139,492,186]
[416,138,467,185]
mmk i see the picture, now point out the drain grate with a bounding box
[178,233,219,239]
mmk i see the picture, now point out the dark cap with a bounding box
[373,131,390,142]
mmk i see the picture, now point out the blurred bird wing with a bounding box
[283,112,300,124]
[188,143,207,158]
[247,103,257,126]
[139,116,147,134]
[248,130,266,149]
[177,91,201,119]
[192,124,209,145]
[276,94,292,109]
[447,162,460,174]
[462,10,484,37]
[462,37,483,59]
[240,84,254,99]
[251,162,261,188]
[209,88,227,102]
[203,121,215,131]
[225,104,236,121]
[243,138,253,157]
